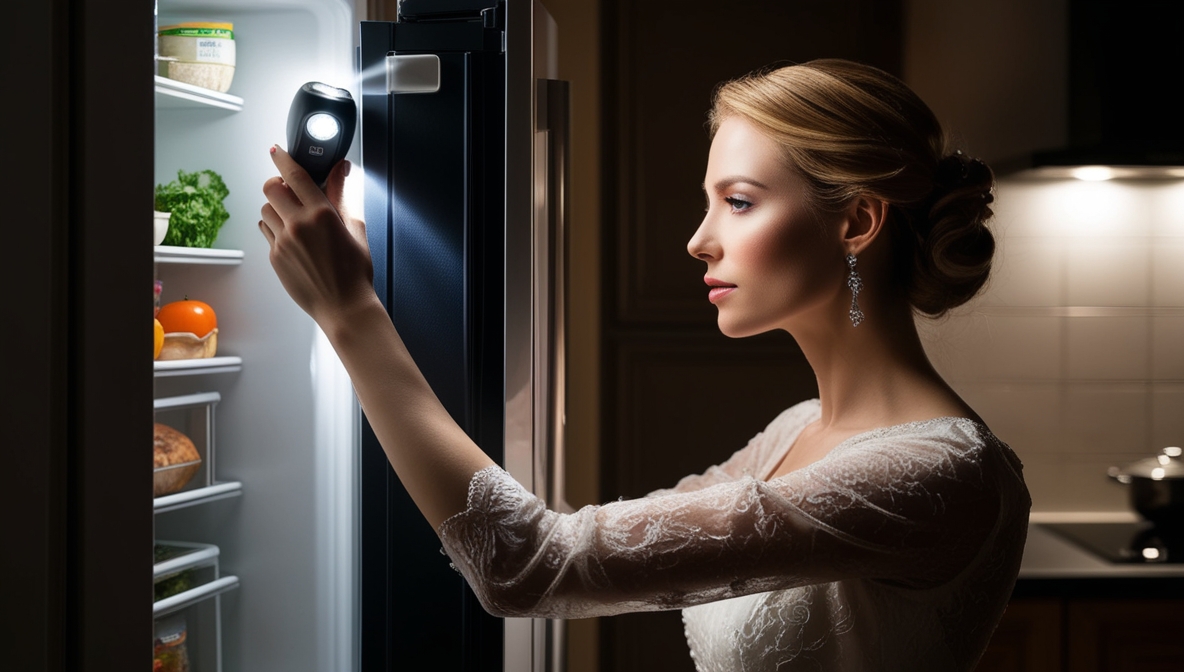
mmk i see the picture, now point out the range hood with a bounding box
[1005,0,1184,179]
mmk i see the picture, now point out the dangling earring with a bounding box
[846,253,864,327]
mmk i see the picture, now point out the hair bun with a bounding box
[908,152,996,317]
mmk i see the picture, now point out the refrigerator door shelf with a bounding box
[154,481,243,514]
[155,75,244,112]
[154,245,244,265]
[154,356,244,378]
[153,575,240,618]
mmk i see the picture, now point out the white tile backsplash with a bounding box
[928,179,1184,512]
[1151,240,1184,306]
[922,314,1061,381]
[1063,383,1150,455]
[1150,181,1184,236]
[1064,240,1150,307]
[984,237,1062,306]
[1065,316,1150,380]
[1021,455,1134,513]
[1151,316,1184,381]
[958,382,1064,453]
[1151,383,1184,448]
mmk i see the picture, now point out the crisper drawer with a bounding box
[154,541,239,672]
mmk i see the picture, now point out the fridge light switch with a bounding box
[386,54,440,94]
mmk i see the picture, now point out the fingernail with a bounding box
[270,145,277,155]
[343,160,351,176]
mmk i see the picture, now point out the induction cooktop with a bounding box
[1044,522,1184,564]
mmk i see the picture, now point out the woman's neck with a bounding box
[785,293,966,433]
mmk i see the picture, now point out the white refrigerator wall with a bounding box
[153,1,360,670]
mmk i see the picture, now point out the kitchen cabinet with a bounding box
[977,523,1184,671]
[1066,600,1184,672]
[978,597,1184,672]
[974,599,1062,672]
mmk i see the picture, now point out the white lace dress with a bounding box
[438,399,1031,671]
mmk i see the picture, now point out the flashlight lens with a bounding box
[306,113,340,142]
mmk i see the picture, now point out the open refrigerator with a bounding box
[147,0,569,670]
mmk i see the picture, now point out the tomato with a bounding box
[154,319,165,359]
[157,299,217,338]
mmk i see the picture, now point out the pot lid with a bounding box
[1111,447,1184,482]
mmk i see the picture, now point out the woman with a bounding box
[259,59,1030,671]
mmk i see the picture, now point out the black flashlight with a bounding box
[286,82,357,188]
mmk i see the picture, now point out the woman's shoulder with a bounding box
[833,416,1028,496]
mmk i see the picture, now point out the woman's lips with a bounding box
[704,277,737,304]
[708,287,736,303]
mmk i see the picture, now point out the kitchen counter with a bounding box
[1015,518,1184,600]
[1020,522,1184,579]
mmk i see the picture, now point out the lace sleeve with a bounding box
[437,421,1003,620]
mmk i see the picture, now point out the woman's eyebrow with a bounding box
[702,175,770,191]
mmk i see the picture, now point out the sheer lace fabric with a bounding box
[438,399,1031,671]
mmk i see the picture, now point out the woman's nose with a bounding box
[687,218,717,261]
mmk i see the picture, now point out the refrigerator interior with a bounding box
[153,1,361,670]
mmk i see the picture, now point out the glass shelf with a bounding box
[155,356,243,378]
[154,481,243,514]
[154,245,244,265]
[155,75,244,112]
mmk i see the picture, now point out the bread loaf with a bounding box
[154,423,201,496]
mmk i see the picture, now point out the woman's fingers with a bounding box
[269,145,325,209]
[259,202,283,245]
[323,159,350,219]
[258,220,275,246]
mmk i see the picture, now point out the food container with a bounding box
[158,329,218,360]
[154,211,171,246]
[154,422,202,496]
[154,459,202,497]
[153,614,191,672]
[157,22,236,93]
[1109,446,1184,527]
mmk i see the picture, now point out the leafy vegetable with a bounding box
[154,569,194,601]
[154,169,230,248]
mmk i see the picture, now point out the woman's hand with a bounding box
[259,146,376,327]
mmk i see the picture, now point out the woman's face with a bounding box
[688,116,845,338]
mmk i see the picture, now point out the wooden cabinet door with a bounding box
[975,599,1063,672]
[1066,600,1184,672]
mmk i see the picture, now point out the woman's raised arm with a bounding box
[259,146,494,529]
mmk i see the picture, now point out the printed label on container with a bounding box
[159,35,236,66]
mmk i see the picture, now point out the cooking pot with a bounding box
[1109,447,1184,528]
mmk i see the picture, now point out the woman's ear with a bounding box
[839,195,889,255]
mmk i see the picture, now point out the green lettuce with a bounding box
[154,169,230,248]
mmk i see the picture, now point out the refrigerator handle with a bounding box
[537,78,572,517]
[537,77,571,672]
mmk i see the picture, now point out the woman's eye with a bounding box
[724,197,753,212]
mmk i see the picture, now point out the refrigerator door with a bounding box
[359,1,567,670]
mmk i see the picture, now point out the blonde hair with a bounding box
[709,59,995,317]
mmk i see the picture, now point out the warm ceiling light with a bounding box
[1071,166,1115,181]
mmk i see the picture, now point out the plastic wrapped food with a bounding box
[153,614,190,672]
